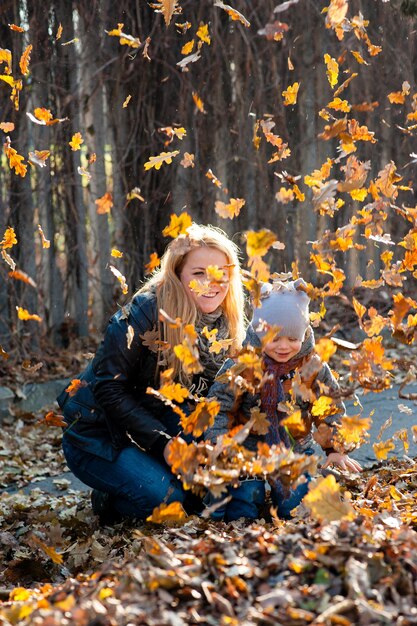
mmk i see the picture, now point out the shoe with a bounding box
[91,489,119,525]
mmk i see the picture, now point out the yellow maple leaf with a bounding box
[162,212,192,238]
[324,53,338,87]
[327,97,351,112]
[16,307,42,323]
[33,107,53,123]
[197,23,210,44]
[146,501,187,524]
[1,226,17,249]
[314,338,337,363]
[214,198,245,219]
[350,188,368,201]
[304,474,355,522]
[180,398,220,437]
[246,229,277,258]
[311,395,339,419]
[174,342,202,374]
[111,248,123,258]
[373,439,395,460]
[337,414,372,446]
[282,82,299,106]
[281,410,308,438]
[144,150,179,170]
[69,132,83,151]
[159,382,189,403]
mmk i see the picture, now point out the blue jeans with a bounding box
[62,437,193,520]
[271,474,311,519]
[205,479,266,522]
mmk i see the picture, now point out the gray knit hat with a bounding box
[252,279,310,341]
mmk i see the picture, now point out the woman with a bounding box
[58,224,246,523]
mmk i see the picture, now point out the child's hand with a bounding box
[322,452,362,473]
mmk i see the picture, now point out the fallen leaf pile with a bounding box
[1,457,417,624]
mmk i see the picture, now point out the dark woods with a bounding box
[0,0,416,352]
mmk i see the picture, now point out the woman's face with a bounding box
[179,246,230,314]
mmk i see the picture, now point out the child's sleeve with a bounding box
[204,358,241,443]
[312,361,347,454]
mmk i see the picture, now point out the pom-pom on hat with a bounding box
[252,278,310,341]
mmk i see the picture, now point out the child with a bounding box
[204,279,362,521]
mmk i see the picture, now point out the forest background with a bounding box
[1,0,417,360]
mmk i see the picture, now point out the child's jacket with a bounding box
[204,326,345,455]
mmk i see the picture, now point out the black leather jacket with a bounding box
[58,290,211,461]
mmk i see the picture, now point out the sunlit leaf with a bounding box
[304,474,355,522]
[144,150,180,170]
[196,23,210,45]
[162,212,192,238]
[4,139,26,177]
[109,265,128,294]
[246,229,277,257]
[16,307,42,323]
[213,0,251,27]
[1,226,17,249]
[65,378,87,397]
[38,224,50,248]
[282,82,299,106]
[146,501,187,524]
[105,23,141,48]
[323,53,338,87]
[95,192,113,214]
[19,44,32,76]
[0,121,14,132]
[180,152,195,168]
[214,198,245,219]
[373,439,395,460]
[8,270,37,288]
[192,91,205,113]
[69,132,83,151]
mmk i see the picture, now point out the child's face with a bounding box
[263,335,302,363]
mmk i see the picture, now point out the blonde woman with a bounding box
[58,224,246,523]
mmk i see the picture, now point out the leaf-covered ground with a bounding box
[1,413,417,626]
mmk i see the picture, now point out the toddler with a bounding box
[204,279,362,521]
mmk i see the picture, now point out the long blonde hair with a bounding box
[139,223,246,382]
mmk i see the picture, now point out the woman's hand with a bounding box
[322,452,362,473]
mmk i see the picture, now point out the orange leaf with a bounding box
[4,140,27,177]
[180,398,220,437]
[56,23,63,40]
[19,43,32,76]
[213,0,251,27]
[95,192,113,214]
[28,150,50,168]
[65,378,86,397]
[196,23,210,45]
[323,53,338,87]
[8,270,36,288]
[0,122,14,132]
[146,501,187,524]
[206,169,223,188]
[192,91,205,113]
[9,24,25,32]
[181,40,194,55]
[145,251,160,273]
[174,341,202,375]
[1,226,17,249]
[42,411,67,428]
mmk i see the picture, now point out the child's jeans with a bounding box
[205,479,266,522]
[270,474,311,519]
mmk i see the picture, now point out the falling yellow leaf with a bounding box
[162,212,192,238]
[246,229,277,257]
[147,501,187,524]
[69,132,83,151]
[111,248,123,258]
[282,82,299,106]
[122,95,131,108]
[56,23,63,40]
[0,121,14,132]
[214,198,245,219]
[16,307,42,323]
[304,474,355,522]
[181,40,194,55]
[144,150,179,171]
[4,140,27,177]
[196,23,211,45]
[324,53,338,87]
[373,439,395,460]
[213,0,251,27]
